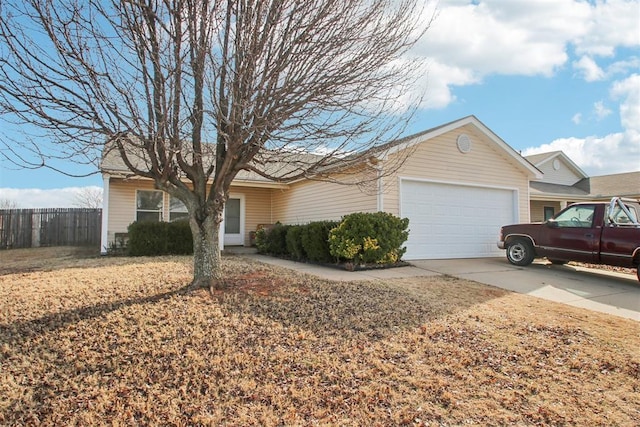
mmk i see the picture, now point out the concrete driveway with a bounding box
[410,258,640,321]
[247,253,640,321]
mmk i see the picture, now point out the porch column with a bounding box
[100,175,110,255]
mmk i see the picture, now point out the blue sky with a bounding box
[1,0,639,207]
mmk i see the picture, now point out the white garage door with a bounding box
[400,180,517,260]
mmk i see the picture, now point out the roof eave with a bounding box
[101,169,288,189]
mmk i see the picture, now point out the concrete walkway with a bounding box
[243,253,640,322]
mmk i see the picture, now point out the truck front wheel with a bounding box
[506,239,535,266]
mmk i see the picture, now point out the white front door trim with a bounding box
[223,193,245,246]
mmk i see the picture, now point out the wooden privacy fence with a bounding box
[0,208,102,249]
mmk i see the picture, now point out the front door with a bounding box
[224,197,244,246]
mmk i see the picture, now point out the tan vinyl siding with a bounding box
[106,178,272,247]
[271,175,377,224]
[530,200,563,223]
[229,185,272,245]
[536,160,582,185]
[107,179,157,244]
[382,124,532,223]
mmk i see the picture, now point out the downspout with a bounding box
[100,174,110,255]
[367,157,384,212]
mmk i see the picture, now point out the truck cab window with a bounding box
[552,205,596,228]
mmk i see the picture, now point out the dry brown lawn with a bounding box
[1,247,638,426]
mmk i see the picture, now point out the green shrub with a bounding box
[255,223,289,256]
[165,219,193,254]
[301,220,339,263]
[255,227,269,254]
[128,221,167,256]
[268,223,290,256]
[329,212,409,264]
[127,220,193,256]
[286,225,306,260]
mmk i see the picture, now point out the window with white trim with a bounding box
[136,190,163,222]
[170,196,189,221]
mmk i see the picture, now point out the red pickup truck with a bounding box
[497,197,640,281]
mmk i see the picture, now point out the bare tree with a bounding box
[0,0,432,290]
[0,198,18,209]
[73,187,103,209]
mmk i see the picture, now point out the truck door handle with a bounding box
[585,234,594,238]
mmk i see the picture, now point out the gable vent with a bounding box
[457,134,472,153]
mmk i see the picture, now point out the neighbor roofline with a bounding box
[530,151,588,179]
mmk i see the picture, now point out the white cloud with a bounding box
[522,132,638,176]
[523,73,640,175]
[593,101,612,120]
[0,186,103,208]
[606,57,640,77]
[409,0,639,109]
[610,73,640,136]
[574,55,640,82]
[571,113,582,124]
[409,0,581,110]
[573,55,605,81]
[406,0,639,176]
[418,61,480,109]
[572,0,640,56]
[415,1,575,78]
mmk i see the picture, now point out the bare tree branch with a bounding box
[73,186,103,209]
[0,198,18,209]
[0,0,434,287]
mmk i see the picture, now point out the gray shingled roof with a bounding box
[99,119,478,183]
[524,151,561,166]
[99,140,323,184]
[525,150,638,200]
[529,181,590,197]
[585,171,640,198]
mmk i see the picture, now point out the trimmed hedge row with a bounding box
[256,212,409,265]
[126,211,409,262]
[127,220,193,256]
[256,220,339,263]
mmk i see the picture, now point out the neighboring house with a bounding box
[525,150,640,222]
[100,115,542,260]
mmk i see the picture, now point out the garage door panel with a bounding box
[401,180,516,260]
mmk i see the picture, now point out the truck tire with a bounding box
[506,238,535,266]
[637,265,640,282]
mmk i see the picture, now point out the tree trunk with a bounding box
[189,213,225,291]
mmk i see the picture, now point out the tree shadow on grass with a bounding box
[1,256,509,347]
[0,285,195,346]
[218,270,509,341]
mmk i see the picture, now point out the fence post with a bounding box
[32,212,41,247]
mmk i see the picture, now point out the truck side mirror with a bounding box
[545,219,559,228]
